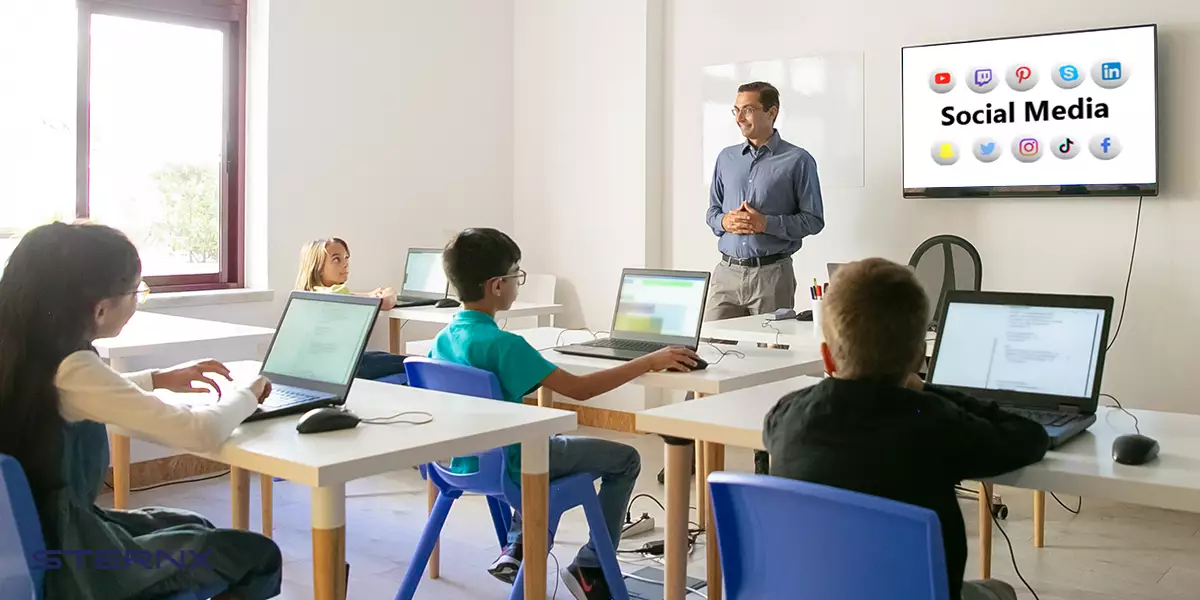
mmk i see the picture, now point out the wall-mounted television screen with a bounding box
[902,24,1158,198]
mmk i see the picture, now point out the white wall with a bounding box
[666,0,1200,413]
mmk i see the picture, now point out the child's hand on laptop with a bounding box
[644,347,702,372]
[248,376,272,404]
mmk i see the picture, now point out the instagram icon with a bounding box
[1012,136,1042,162]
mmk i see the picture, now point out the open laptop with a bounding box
[395,248,450,308]
[555,269,710,361]
[926,290,1114,448]
[243,291,381,422]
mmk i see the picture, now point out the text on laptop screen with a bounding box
[262,298,377,385]
[612,274,706,338]
[930,302,1104,398]
[404,251,448,295]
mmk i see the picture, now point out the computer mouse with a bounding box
[1113,433,1159,465]
[688,357,709,371]
[434,298,461,308]
[296,406,360,434]
[796,310,813,321]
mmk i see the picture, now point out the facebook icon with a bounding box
[1101,138,1112,153]
[1101,62,1122,80]
[1090,134,1122,160]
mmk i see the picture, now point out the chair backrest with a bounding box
[708,473,950,600]
[402,358,516,499]
[907,234,982,329]
[0,454,46,599]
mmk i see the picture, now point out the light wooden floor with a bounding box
[103,428,1200,599]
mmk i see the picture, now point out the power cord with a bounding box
[984,493,1040,600]
[759,321,783,346]
[1050,493,1081,515]
[536,328,609,351]
[104,469,231,492]
[360,411,435,425]
[704,343,745,365]
[1101,393,1140,434]
[549,551,559,599]
[1107,195,1142,352]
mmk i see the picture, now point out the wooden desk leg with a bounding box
[231,467,250,530]
[704,442,726,600]
[538,387,551,408]
[426,477,440,579]
[664,438,693,600]
[978,482,993,579]
[692,391,706,530]
[260,473,274,538]
[1033,490,1045,548]
[312,484,347,600]
[389,319,403,354]
[109,432,130,510]
[522,439,551,600]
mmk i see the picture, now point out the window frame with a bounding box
[76,0,246,292]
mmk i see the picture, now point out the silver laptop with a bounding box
[554,269,710,361]
[243,291,381,422]
[926,291,1113,448]
[396,248,450,307]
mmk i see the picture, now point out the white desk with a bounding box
[636,375,823,600]
[386,301,563,354]
[409,326,823,532]
[136,361,578,600]
[701,314,936,357]
[96,311,275,510]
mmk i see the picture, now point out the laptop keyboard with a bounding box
[1003,407,1080,428]
[581,338,670,353]
[263,385,330,408]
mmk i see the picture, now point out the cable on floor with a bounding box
[1050,493,1081,515]
[985,494,1040,600]
[104,469,231,493]
[1107,195,1142,352]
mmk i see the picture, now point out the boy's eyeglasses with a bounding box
[128,281,150,304]
[497,270,527,286]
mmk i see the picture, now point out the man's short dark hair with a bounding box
[738,81,780,113]
[443,228,522,302]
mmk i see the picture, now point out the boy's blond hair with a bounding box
[821,258,930,382]
[295,238,348,291]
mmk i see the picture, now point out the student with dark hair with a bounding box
[764,258,1048,600]
[0,222,281,600]
[431,228,700,600]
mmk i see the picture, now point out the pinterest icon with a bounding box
[1006,63,1039,91]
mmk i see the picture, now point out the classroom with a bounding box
[2,1,1198,599]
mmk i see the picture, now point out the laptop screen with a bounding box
[929,301,1106,399]
[611,271,708,345]
[403,249,448,297]
[262,296,378,386]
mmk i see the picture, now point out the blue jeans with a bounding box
[508,435,641,569]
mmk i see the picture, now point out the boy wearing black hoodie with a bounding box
[763,258,1049,600]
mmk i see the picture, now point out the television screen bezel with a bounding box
[901,24,1159,199]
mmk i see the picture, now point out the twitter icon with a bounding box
[973,137,1002,162]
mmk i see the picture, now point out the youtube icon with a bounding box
[928,68,955,93]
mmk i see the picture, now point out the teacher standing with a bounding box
[706,81,825,476]
[705,81,825,321]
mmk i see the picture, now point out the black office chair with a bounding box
[908,234,983,332]
[907,235,1006,518]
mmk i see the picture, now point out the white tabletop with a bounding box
[702,314,936,357]
[636,375,823,447]
[407,327,825,395]
[150,362,579,488]
[638,381,1200,513]
[387,301,563,324]
[95,311,275,360]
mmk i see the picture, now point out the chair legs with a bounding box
[487,496,512,548]
[396,491,457,600]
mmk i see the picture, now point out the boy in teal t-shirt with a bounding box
[429,228,700,600]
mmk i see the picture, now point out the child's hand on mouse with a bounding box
[644,347,701,372]
[248,376,272,404]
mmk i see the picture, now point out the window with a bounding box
[0,0,246,292]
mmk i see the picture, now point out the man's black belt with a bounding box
[721,253,788,268]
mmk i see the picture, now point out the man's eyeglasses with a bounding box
[497,270,527,286]
[731,105,762,118]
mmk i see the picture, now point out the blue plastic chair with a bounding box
[0,454,227,600]
[707,473,950,600]
[396,357,628,600]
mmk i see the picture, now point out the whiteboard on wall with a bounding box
[702,53,865,188]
